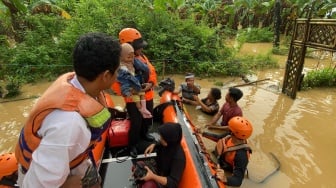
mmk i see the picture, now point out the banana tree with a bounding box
[1,0,71,41]
[254,0,275,28]
[29,0,71,19]
[192,0,221,25]
[0,0,27,41]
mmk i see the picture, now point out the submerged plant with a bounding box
[302,68,336,89]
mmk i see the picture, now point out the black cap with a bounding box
[132,38,148,50]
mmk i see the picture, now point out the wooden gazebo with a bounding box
[282,18,336,99]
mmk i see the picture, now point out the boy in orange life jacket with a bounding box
[117,43,152,118]
[15,33,121,187]
[214,116,253,186]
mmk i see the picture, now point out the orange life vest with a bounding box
[216,135,251,167]
[135,54,157,101]
[15,72,111,173]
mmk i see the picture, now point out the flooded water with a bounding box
[1,43,335,188]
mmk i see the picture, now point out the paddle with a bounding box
[0,95,39,103]
[223,78,271,89]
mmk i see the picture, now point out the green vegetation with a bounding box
[0,0,335,97]
[237,27,274,43]
[302,68,336,89]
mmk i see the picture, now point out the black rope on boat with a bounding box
[183,108,218,170]
[194,131,219,170]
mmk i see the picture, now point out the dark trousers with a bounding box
[141,99,153,137]
[126,102,143,147]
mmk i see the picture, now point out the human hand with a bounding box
[205,123,213,128]
[215,164,226,183]
[144,143,156,156]
[140,166,154,181]
[142,83,153,91]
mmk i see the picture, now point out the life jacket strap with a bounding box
[224,144,251,153]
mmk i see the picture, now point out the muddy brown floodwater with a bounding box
[1,42,335,188]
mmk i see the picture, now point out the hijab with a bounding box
[156,123,183,176]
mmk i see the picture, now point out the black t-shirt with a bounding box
[225,149,249,186]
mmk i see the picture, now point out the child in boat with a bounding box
[194,87,222,115]
[178,73,201,105]
[117,43,152,118]
[140,123,186,188]
[214,116,253,186]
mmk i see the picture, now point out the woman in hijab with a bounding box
[141,123,186,188]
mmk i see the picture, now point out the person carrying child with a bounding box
[117,43,152,118]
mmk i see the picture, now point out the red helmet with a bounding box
[0,153,18,179]
[228,116,253,139]
[119,28,147,50]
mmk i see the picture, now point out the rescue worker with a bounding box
[117,43,152,119]
[15,32,121,187]
[214,116,253,186]
[112,28,157,157]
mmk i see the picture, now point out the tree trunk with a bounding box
[273,0,281,48]
[1,0,24,42]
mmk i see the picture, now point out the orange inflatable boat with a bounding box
[101,78,225,188]
[1,82,225,188]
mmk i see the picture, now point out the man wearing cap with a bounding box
[178,73,201,105]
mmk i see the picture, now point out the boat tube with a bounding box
[101,78,225,188]
[1,83,225,187]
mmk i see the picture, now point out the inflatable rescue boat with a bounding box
[0,79,225,188]
[100,78,225,188]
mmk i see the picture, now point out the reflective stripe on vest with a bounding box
[15,72,111,173]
